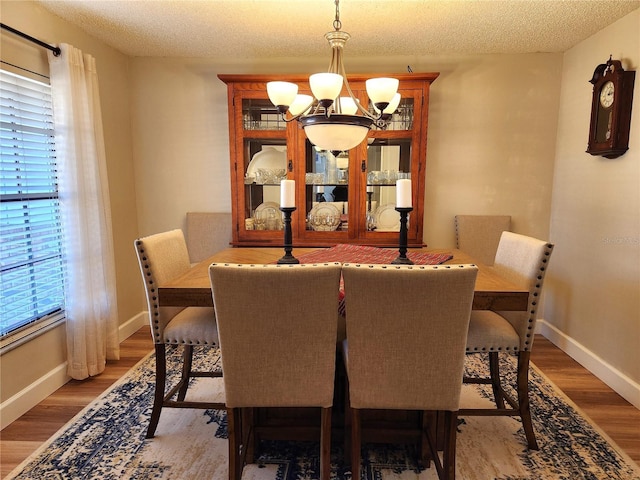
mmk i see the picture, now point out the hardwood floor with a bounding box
[1,331,639,477]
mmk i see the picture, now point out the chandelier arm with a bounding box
[337,52,379,121]
[278,113,303,123]
[330,48,342,114]
[277,98,318,123]
[329,47,341,73]
[345,77,375,120]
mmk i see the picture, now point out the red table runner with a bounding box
[292,244,453,316]
[294,243,453,266]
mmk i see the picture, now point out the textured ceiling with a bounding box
[35,0,640,58]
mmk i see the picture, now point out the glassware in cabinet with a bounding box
[364,138,412,233]
[303,141,349,235]
[241,139,287,232]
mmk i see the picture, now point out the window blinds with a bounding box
[0,69,65,337]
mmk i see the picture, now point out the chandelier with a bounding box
[266,0,400,154]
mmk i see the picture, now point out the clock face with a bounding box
[599,81,615,108]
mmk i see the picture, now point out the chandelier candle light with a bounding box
[278,179,299,264]
[266,0,401,155]
[392,179,413,265]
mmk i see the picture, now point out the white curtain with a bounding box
[48,44,119,380]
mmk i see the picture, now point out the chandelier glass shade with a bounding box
[266,0,400,153]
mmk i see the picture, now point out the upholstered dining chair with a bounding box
[342,263,478,480]
[209,263,342,480]
[455,214,511,265]
[134,229,224,438]
[185,211,232,264]
[461,231,554,450]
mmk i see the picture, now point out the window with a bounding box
[0,69,65,341]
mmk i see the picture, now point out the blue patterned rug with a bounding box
[6,346,639,479]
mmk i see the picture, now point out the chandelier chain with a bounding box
[333,0,342,31]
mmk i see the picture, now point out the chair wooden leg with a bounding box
[177,344,194,401]
[351,408,361,480]
[343,374,352,465]
[422,411,449,480]
[228,407,243,480]
[489,352,505,409]
[420,411,434,468]
[320,407,332,480]
[146,344,166,439]
[517,351,539,450]
[441,410,458,480]
[241,408,256,464]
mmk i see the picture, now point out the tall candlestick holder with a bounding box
[278,207,299,264]
[392,207,413,265]
[366,190,373,212]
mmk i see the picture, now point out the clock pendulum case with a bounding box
[586,57,635,159]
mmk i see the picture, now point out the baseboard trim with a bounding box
[537,319,640,409]
[0,312,148,430]
[0,362,69,430]
[118,312,147,343]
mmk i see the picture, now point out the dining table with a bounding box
[156,244,529,451]
[158,245,529,312]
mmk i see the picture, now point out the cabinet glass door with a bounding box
[362,95,418,243]
[240,98,287,233]
[365,139,412,232]
[243,140,287,231]
[303,140,349,235]
[242,98,286,131]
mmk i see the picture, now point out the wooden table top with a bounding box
[158,247,529,311]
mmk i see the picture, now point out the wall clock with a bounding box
[586,57,635,159]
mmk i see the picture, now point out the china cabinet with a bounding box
[218,73,439,247]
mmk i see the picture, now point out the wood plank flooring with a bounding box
[1,330,638,477]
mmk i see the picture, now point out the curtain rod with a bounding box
[1,23,61,57]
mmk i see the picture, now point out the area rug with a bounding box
[6,347,639,480]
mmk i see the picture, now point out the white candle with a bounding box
[396,179,412,208]
[366,185,373,193]
[280,179,295,208]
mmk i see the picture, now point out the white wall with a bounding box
[421,54,560,246]
[130,58,232,236]
[543,9,640,406]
